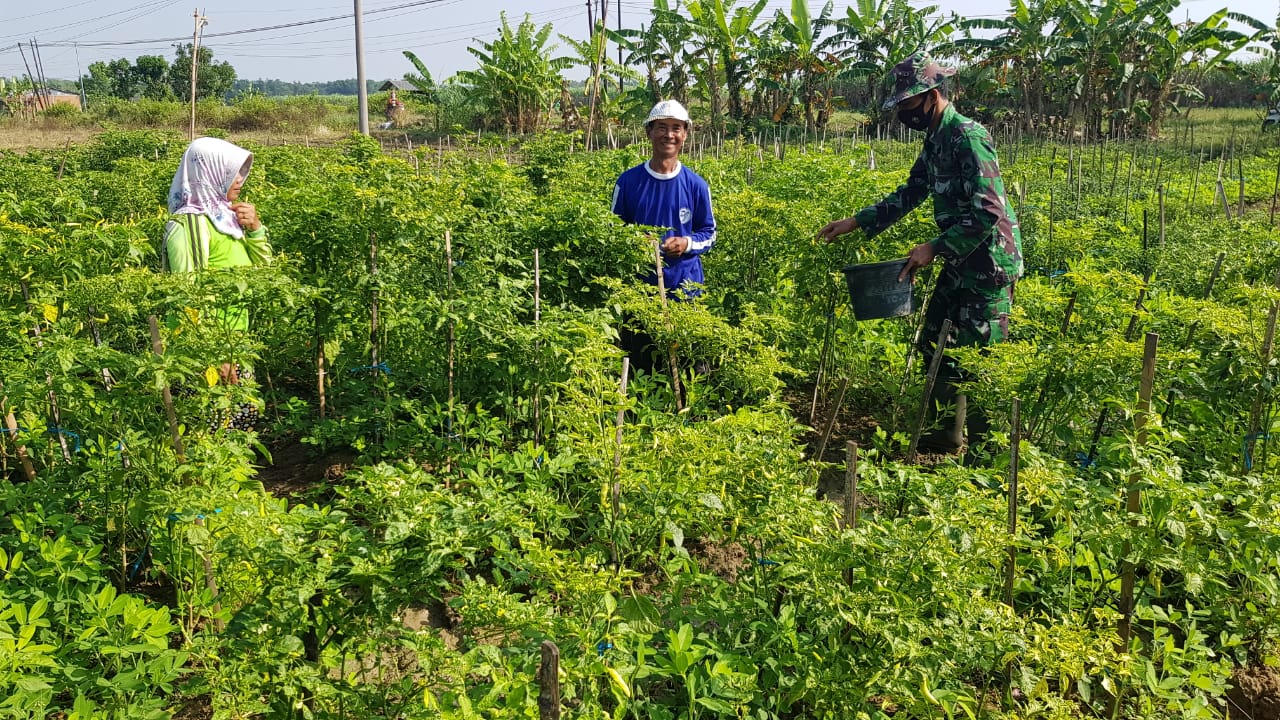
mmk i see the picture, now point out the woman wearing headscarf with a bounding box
[162,137,272,430]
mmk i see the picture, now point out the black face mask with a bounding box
[897,95,934,131]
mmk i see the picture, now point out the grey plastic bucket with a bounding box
[842,258,916,320]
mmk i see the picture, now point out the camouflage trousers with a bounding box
[917,276,1014,382]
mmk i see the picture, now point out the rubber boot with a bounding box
[918,383,966,454]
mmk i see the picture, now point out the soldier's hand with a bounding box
[900,241,936,281]
[818,217,858,243]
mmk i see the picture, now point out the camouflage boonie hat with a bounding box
[882,52,956,111]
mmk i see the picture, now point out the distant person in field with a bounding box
[819,52,1023,461]
[610,99,717,373]
[162,137,271,431]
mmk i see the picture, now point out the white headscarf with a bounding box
[168,137,253,240]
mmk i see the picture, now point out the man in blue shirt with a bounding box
[611,99,717,372]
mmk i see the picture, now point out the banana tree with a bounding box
[832,0,954,113]
[1137,7,1252,135]
[610,1,693,107]
[683,0,768,131]
[451,12,572,133]
[953,0,1063,129]
[768,0,840,134]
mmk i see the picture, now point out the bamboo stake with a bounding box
[148,315,185,464]
[907,319,953,465]
[1027,292,1076,439]
[1117,333,1159,652]
[1189,152,1202,212]
[194,516,223,631]
[1004,398,1021,608]
[317,339,327,421]
[1245,302,1279,474]
[1270,153,1280,225]
[654,242,684,411]
[0,390,35,482]
[1088,269,1152,464]
[1238,156,1246,220]
[446,230,455,408]
[809,291,838,425]
[843,440,859,531]
[533,249,542,446]
[610,358,630,569]
[369,231,379,370]
[813,377,850,475]
[1157,184,1165,249]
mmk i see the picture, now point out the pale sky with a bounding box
[0,0,1274,85]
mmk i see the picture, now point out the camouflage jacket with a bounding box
[855,104,1023,290]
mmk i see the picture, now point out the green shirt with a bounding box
[162,214,271,331]
[855,104,1023,290]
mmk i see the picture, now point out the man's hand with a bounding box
[661,235,689,257]
[219,362,240,385]
[900,241,937,281]
[818,217,858,243]
[231,201,262,232]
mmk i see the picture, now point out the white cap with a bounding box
[645,99,691,128]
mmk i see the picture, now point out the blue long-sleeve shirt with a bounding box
[611,161,717,297]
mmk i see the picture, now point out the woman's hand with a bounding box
[231,201,261,232]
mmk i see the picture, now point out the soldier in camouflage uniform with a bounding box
[819,52,1023,459]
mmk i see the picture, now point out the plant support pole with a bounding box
[1118,333,1159,651]
[149,315,186,464]
[1004,398,1021,608]
[654,241,684,411]
[538,640,561,719]
[907,319,953,464]
[609,358,630,569]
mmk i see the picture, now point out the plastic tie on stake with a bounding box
[754,557,781,567]
[46,425,81,453]
[1073,452,1096,470]
[595,640,613,656]
[349,361,392,375]
[1242,432,1270,471]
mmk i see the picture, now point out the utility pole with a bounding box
[74,42,87,111]
[189,8,208,141]
[617,0,622,95]
[17,43,42,112]
[587,0,594,36]
[354,0,369,135]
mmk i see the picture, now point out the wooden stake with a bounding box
[1004,398,1021,608]
[908,319,953,464]
[1246,302,1279,474]
[1270,155,1280,225]
[654,242,684,411]
[610,358,630,569]
[0,390,35,482]
[533,249,542,446]
[538,640,562,720]
[843,440,859,531]
[148,315,185,464]
[813,377,850,475]
[1118,333,1159,652]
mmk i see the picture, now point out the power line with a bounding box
[41,0,459,48]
